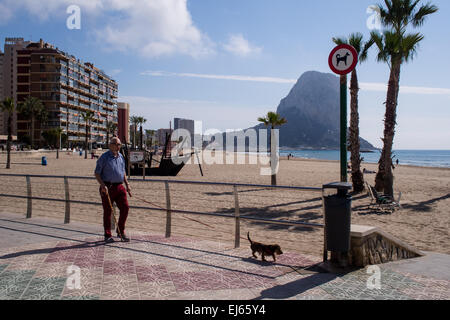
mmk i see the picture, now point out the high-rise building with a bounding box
[174,117,195,146]
[0,48,3,101]
[117,102,130,144]
[0,38,31,137]
[3,38,118,147]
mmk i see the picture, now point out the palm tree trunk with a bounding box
[106,122,110,148]
[6,115,12,169]
[85,121,88,159]
[375,61,401,197]
[349,70,364,193]
[270,127,277,186]
[140,126,143,150]
[56,132,60,159]
[30,117,35,149]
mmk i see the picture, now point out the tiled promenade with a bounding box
[0,213,449,300]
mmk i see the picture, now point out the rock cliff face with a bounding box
[218,71,376,151]
[256,70,375,150]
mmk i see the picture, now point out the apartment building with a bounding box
[117,102,130,144]
[0,48,3,102]
[4,38,118,147]
[1,38,32,137]
[174,117,195,146]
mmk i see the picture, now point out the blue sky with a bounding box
[1,0,449,149]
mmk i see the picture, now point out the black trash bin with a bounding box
[322,182,352,253]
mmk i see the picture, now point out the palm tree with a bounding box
[257,111,287,185]
[145,129,156,149]
[332,33,374,193]
[17,97,47,149]
[55,127,63,159]
[0,98,15,169]
[130,115,140,150]
[371,0,438,196]
[137,116,147,150]
[106,120,117,147]
[81,110,95,159]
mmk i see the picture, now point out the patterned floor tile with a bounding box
[170,288,258,300]
[135,265,172,283]
[319,276,413,300]
[394,273,450,300]
[0,269,35,287]
[234,271,278,290]
[100,274,139,300]
[61,267,103,298]
[103,259,135,275]
[21,277,66,300]
[138,281,177,299]
[169,269,244,292]
[0,263,9,274]
[3,254,46,271]
[293,287,336,300]
[61,294,100,300]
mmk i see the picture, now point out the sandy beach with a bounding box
[0,150,449,258]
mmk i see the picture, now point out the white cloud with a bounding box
[141,71,296,84]
[223,34,262,57]
[360,82,450,95]
[141,71,450,95]
[1,0,214,58]
[97,0,215,58]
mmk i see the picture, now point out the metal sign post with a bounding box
[328,44,358,182]
[340,74,348,182]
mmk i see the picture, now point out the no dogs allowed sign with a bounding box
[328,44,358,75]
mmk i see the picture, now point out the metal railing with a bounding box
[0,173,324,248]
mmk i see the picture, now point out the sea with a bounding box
[278,149,450,168]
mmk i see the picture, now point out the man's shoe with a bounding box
[104,236,115,243]
[116,229,130,242]
[120,234,130,242]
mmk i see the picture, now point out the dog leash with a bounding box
[132,194,217,230]
[105,190,124,241]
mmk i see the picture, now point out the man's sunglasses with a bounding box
[110,142,121,146]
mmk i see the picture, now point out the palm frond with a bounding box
[401,32,424,62]
[348,33,364,55]
[412,3,439,27]
[0,97,15,114]
[332,37,347,46]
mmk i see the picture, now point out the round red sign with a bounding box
[328,44,358,75]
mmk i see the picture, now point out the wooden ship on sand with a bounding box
[120,132,202,177]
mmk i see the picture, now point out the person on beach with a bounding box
[94,137,132,242]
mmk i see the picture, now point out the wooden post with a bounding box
[142,159,146,180]
[64,176,70,224]
[165,181,171,238]
[234,185,240,248]
[26,175,32,219]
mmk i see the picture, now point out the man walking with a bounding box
[95,137,132,242]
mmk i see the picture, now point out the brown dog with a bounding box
[247,232,283,262]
